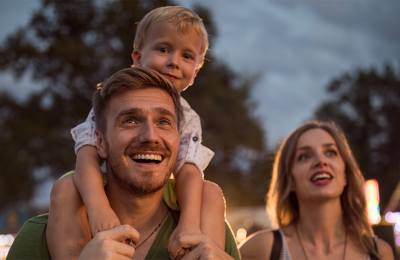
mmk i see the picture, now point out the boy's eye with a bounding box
[183,53,193,59]
[158,47,168,53]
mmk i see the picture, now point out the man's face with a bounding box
[96,88,180,197]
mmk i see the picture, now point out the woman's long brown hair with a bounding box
[267,121,379,258]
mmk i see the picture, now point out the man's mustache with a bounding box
[125,145,171,157]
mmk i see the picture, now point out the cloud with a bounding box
[177,0,400,147]
[2,0,399,148]
[0,71,44,103]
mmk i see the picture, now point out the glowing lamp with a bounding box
[364,179,381,225]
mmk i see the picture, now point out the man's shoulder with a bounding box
[224,221,241,260]
[7,214,51,260]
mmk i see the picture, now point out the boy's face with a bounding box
[132,21,202,92]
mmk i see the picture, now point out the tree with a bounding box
[315,63,400,209]
[0,0,268,210]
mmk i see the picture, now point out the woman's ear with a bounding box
[95,130,108,159]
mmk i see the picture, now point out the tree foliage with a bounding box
[315,63,400,209]
[0,0,268,210]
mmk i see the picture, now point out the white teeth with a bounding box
[131,154,162,161]
[311,173,331,182]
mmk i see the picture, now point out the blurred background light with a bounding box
[236,228,247,243]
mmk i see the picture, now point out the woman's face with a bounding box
[290,128,347,202]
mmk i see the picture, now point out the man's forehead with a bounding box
[109,88,176,117]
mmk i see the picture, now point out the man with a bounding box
[7,67,240,260]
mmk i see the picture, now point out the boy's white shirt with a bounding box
[71,96,214,178]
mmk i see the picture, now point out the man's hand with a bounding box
[169,234,234,260]
[77,224,139,260]
[168,223,202,260]
[88,205,122,237]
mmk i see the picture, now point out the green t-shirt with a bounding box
[7,213,241,260]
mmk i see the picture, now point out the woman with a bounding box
[239,121,393,260]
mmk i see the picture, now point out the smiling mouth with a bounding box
[131,154,163,164]
[311,173,332,182]
[163,74,179,80]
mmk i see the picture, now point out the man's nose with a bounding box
[137,121,160,144]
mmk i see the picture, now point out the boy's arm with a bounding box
[73,145,121,236]
[168,163,203,259]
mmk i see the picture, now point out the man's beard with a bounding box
[106,142,175,198]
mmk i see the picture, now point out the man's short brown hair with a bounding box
[93,67,182,134]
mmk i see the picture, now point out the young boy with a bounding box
[46,6,226,260]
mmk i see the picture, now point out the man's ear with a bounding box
[95,129,108,159]
[132,50,141,66]
[189,68,200,86]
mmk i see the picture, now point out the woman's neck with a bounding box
[296,198,346,247]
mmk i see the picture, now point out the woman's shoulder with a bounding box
[376,237,394,260]
[239,229,275,260]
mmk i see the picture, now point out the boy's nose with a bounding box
[167,53,180,69]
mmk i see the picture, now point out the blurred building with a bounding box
[0,206,29,259]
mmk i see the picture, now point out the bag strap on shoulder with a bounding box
[270,229,282,260]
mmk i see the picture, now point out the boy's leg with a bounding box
[200,181,226,248]
[46,175,91,260]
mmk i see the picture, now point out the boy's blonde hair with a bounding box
[134,6,209,69]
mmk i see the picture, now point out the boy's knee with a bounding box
[203,181,225,205]
[50,174,78,202]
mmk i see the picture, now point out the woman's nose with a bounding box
[314,152,328,167]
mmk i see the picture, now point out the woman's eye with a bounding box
[298,154,309,161]
[326,150,337,156]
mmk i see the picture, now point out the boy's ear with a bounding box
[95,129,108,159]
[132,50,141,66]
[189,68,200,86]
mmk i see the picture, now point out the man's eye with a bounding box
[159,119,170,126]
[124,118,136,124]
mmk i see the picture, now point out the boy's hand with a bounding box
[168,222,202,260]
[77,224,139,260]
[88,206,121,237]
[169,234,233,260]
